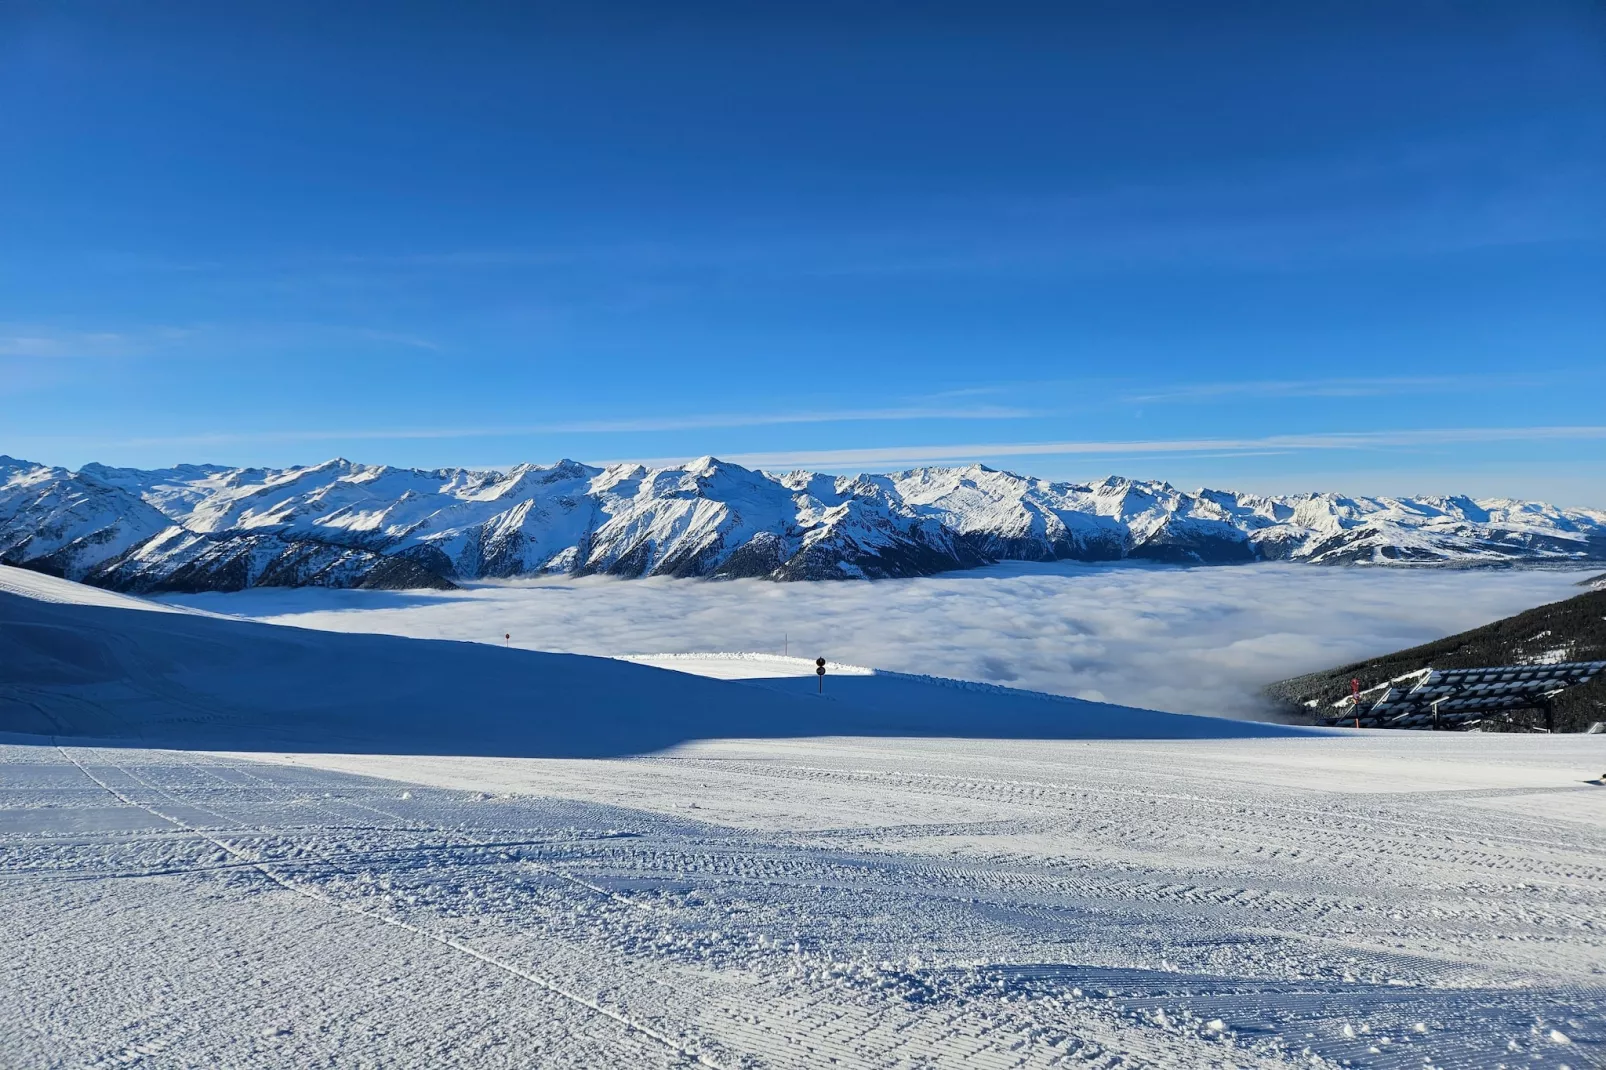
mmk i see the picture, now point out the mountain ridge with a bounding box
[3,453,1603,593]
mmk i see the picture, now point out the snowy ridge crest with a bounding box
[2,454,1603,592]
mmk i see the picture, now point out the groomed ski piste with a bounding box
[2,564,1602,1068]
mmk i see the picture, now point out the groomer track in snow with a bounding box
[2,566,1603,1067]
[5,735,1603,1068]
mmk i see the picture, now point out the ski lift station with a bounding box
[1322,661,1606,731]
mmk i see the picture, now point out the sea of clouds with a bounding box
[169,563,1593,719]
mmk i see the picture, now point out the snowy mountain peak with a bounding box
[3,455,1602,592]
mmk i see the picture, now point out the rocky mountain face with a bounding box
[3,454,1603,593]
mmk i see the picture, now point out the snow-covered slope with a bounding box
[0,565,1296,749]
[3,454,1603,592]
[0,455,174,580]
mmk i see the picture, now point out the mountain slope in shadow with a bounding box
[1,566,1311,756]
[1266,581,1606,731]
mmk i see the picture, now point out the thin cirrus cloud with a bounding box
[0,322,433,361]
[0,328,194,359]
[709,425,1606,471]
[1123,374,1550,404]
[87,404,1039,448]
[56,422,1606,470]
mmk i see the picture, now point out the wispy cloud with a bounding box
[0,322,446,361]
[904,385,1013,403]
[348,328,444,352]
[64,129,1605,303]
[537,406,1034,435]
[1124,375,1549,404]
[67,405,1038,450]
[701,425,1606,471]
[0,327,192,358]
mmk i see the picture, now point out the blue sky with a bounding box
[3,2,1604,504]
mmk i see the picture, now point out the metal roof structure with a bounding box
[1323,660,1606,729]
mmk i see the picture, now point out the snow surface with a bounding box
[5,737,1602,1068]
[622,652,880,679]
[166,562,1589,718]
[4,567,1604,1068]
[0,560,190,612]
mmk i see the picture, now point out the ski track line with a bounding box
[141,752,1606,949]
[55,751,1315,1069]
[668,758,1597,856]
[51,743,735,1070]
[163,750,680,918]
[29,745,1600,1068]
[60,753,1156,1070]
[666,759,1606,894]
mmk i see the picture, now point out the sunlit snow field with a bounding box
[9,735,1603,1070]
[168,562,1593,717]
[6,564,1606,1068]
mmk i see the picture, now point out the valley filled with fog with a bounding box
[167,562,1591,718]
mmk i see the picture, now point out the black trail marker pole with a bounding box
[816,657,826,694]
[504,633,510,648]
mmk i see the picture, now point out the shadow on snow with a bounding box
[2,590,1314,759]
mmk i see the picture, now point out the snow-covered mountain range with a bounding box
[3,454,1603,592]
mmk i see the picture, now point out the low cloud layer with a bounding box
[171,564,1591,719]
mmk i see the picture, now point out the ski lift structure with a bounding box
[1322,660,1606,732]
